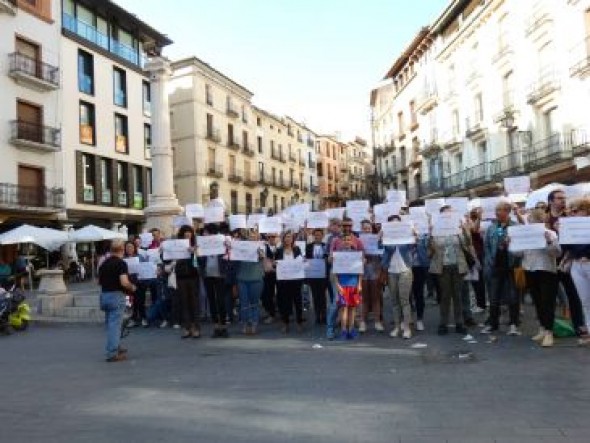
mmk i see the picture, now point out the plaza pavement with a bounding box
[1,299,590,443]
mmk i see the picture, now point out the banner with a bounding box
[229,214,247,231]
[559,217,590,244]
[507,224,546,252]
[276,258,305,280]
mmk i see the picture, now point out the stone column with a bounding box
[144,56,182,237]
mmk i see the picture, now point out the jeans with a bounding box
[326,277,340,334]
[411,267,427,320]
[438,266,464,326]
[238,280,263,326]
[558,270,586,332]
[100,291,126,359]
[571,261,590,329]
[526,270,558,330]
[488,269,519,329]
[135,278,160,322]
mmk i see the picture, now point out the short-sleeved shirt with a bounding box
[98,256,128,292]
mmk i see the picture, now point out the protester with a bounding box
[410,229,430,332]
[276,231,304,333]
[325,218,342,339]
[261,233,280,323]
[235,229,265,335]
[305,228,328,325]
[175,225,200,339]
[98,240,136,362]
[359,220,383,332]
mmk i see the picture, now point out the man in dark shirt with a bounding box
[99,240,136,362]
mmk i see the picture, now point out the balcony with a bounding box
[0,0,17,15]
[242,144,256,157]
[289,152,297,163]
[524,5,553,37]
[523,133,572,171]
[62,13,144,68]
[205,128,221,143]
[463,162,490,188]
[409,149,422,166]
[310,185,319,193]
[228,170,243,183]
[416,86,438,114]
[465,115,486,139]
[0,183,64,211]
[571,129,590,156]
[271,149,280,161]
[279,153,287,163]
[443,171,464,194]
[570,36,590,78]
[207,163,224,178]
[8,52,59,91]
[277,179,289,190]
[10,120,61,153]
[227,139,240,151]
[339,161,348,172]
[420,179,443,197]
[527,68,561,106]
[349,171,362,180]
[492,42,513,66]
[489,151,524,178]
[291,180,299,190]
[493,90,516,124]
[398,153,408,173]
[226,105,239,119]
[422,129,441,157]
[243,173,257,187]
[340,180,350,190]
[258,172,272,186]
[299,157,305,167]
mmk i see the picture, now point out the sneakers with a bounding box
[471,306,485,314]
[480,325,496,334]
[263,316,274,325]
[141,319,149,328]
[402,328,412,340]
[359,321,367,333]
[532,328,546,342]
[172,324,181,330]
[106,353,127,362]
[507,324,521,336]
[389,327,400,338]
[541,332,554,347]
[326,327,335,340]
[127,319,138,328]
[577,337,590,346]
[349,328,359,339]
[374,322,384,332]
[159,320,169,329]
[340,330,349,340]
[416,320,425,332]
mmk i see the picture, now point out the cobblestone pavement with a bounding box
[2,301,589,443]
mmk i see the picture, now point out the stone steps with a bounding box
[54,306,104,322]
[73,294,100,308]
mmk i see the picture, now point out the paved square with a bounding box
[2,308,590,443]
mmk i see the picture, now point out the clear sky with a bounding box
[115,0,449,141]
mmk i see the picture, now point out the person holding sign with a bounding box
[359,220,384,333]
[482,201,521,336]
[276,231,304,334]
[428,206,472,336]
[123,241,140,328]
[381,215,415,339]
[261,234,280,324]
[562,198,590,346]
[511,209,560,347]
[235,230,265,335]
[175,225,200,339]
[305,229,328,325]
[196,224,230,338]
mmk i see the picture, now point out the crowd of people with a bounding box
[97,189,590,363]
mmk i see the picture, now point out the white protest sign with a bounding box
[138,248,161,264]
[409,206,426,216]
[204,206,224,223]
[386,189,407,205]
[431,213,462,237]
[304,258,327,279]
[276,258,305,280]
[504,176,531,195]
[508,224,547,252]
[480,197,501,220]
[559,217,590,244]
[381,221,416,245]
[359,233,382,255]
[346,200,370,212]
[425,198,445,215]
[247,214,265,229]
[185,203,204,219]
[332,251,363,275]
[407,213,429,235]
[139,232,153,248]
[565,183,590,200]
[124,257,140,274]
[258,216,283,234]
[162,239,191,260]
[229,214,247,231]
[445,197,469,215]
[306,211,329,229]
[137,261,158,280]
[325,207,345,220]
[173,215,192,228]
[229,240,261,262]
[196,234,226,256]
[373,202,401,224]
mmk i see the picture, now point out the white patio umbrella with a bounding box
[69,225,127,279]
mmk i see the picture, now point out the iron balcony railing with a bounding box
[489,151,524,177]
[0,183,64,209]
[243,173,257,187]
[227,138,240,150]
[242,145,256,157]
[571,129,590,156]
[11,120,61,148]
[9,52,59,86]
[463,162,490,187]
[228,169,243,183]
[466,115,485,137]
[205,128,221,143]
[569,35,590,77]
[523,133,571,170]
[271,149,280,161]
[207,163,224,178]
[226,104,239,118]
[527,68,561,104]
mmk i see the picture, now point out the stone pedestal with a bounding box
[36,269,72,315]
[143,56,182,238]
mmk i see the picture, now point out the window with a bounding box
[228,124,234,145]
[113,67,127,107]
[242,130,248,149]
[317,162,323,177]
[78,50,94,95]
[257,117,261,127]
[410,100,417,126]
[206,113,214,136]
[245,193,252,214]
[474,93,483,122]
[117,162,128,206]
[502,71,513,106]
[205,84,213,106]
[398,112,405,134]
[241,105,247,123]
[478,142,487,164]
[144,124,152,159]
[230,190,238,214]
[100,158,112,204]
[208,147,215,169]
[452,109,460,136]
[257,136,262,153]
[142,81,151,116]
[146,168,152,199]
[82,154,95,202]
[79,101,95,145]
[544,107,557,137]
[133,166,143,209]
[273,195,278,213]
[114,113,128,153]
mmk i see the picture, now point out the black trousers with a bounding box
[177,277,199,330]
[262,273,277,317]
[307,278,327,324]
[471,268,486,309]
[205,276,227,326]
[411,267,427,320]
[277,280,303,324]
[526,270,558,331]
[558,270,585,333]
